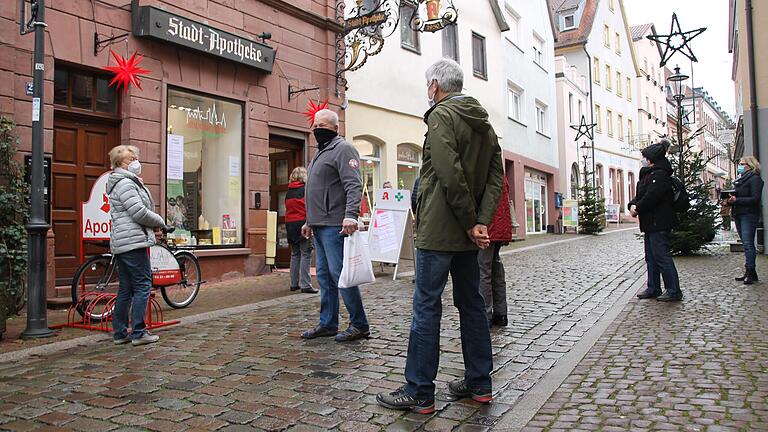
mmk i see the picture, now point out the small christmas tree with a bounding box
[667,127,719,254]
[578,171,606,235]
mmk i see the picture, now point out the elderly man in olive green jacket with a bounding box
[377,59,504,414]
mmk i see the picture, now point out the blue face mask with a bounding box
[641,159,650,168]
[737,165,747,175]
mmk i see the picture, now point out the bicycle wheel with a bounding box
[71,254,119,322]
[161,251,201,308]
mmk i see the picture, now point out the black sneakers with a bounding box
[376,387,435,414]
[300,326,336,339]
[448,379,493,403]
[637,289,662,299]
[656,291,683,302]
[334,325,370,342]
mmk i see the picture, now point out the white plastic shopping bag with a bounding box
[338,231,376,288]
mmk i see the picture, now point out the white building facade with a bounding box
[499,0,560,236]
[554,56,589,202]
[345,0,508,217]
[550,0,642,217]
[631,24,669,148]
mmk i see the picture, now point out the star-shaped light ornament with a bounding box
[571,115,597,142]
[302,98,329,125]
[646,13,706,67]
[102,50,150,93]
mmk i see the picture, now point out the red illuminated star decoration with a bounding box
[302,98,329,125]
[102,50,150,94]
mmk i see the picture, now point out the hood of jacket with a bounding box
[107,168,139,193]
[424,93,491,133]
[640,157,673,180]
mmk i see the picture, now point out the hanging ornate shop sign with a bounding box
[336,0,400,81]
[409,0,458,33]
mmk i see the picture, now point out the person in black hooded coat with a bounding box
[628,141,682,302]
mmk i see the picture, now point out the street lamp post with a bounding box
[668,65,690,185]
[20,0,53,339]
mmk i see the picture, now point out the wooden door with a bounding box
[52,117,117,284]
[270,151,298,267]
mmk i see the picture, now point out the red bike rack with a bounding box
[51,290,180,333]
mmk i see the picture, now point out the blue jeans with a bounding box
[113,247,153,340]
[644,231,681,296]
[404,249,493,400]
[734,213,759,270]
[312,226,368,331]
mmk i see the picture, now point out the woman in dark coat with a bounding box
[285,167,317,293]
[727,156,764,284]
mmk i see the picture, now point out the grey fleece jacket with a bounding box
[107,168,166,255]
[305,135,362,226]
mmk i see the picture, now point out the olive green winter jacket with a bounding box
[415,93,504,251]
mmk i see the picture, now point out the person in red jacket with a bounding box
[478,175,513,326]
[285,167,317,293]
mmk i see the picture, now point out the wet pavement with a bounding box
[520,245,768,432]
[2,229,761,431]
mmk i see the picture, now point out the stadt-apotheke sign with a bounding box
[133,6,275,73]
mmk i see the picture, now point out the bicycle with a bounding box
[70,227,202,322]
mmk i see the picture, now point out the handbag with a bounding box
[338,231,376,288]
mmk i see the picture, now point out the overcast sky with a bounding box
[623,0,735,117]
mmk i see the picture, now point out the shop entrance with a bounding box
[269,135,304,267]
[52,116,117,285]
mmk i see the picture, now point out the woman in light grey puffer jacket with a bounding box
[107,145,165,347]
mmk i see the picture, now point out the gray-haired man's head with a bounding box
[425,59,464,102]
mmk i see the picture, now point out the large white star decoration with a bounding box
[646,13,706,67]
[571,115,596,142]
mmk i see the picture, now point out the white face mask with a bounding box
[427,80,436,107]
[641,159,650,168]
[127,160,142,175]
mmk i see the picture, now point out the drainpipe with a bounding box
[746,0,759,159]
[583,45,596,189]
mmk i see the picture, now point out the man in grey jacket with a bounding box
[300,109,370,342]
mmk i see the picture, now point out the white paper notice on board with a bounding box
[374,211,398,253]
[167,134,184,180]
[229,156,240,177]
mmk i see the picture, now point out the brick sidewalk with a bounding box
[0,230,645,431]
[521,247,768,432]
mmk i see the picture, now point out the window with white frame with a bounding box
[609,0,615,11]
[442,23,459,61]
[605,64,612,91]
[568,93,574,124]
[507,82,523,122]
[472,32,487,79]
[563,14,575,30]
[618,114,624,140]
[607,108,614,136]
[627,77,632,100]
[593,57,600,84]
[504,3,521,47]
[616,71,622,96]
[400,1,420,52]
[615,32,621,54]
[604,24,610,48]
[595,104,602,132]
[535,101,548,134]
[533,33,545,67]
[578,100,583,120]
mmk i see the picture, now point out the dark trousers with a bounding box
[477,242,507,320]
[404,249,493,400]
[113,247,153,340]
[644,231,681,296]
[734,213,759,270]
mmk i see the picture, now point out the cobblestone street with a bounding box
[521,244,768,432]
[3,229,762,431]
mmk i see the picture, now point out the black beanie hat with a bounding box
[641,142,667,163]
